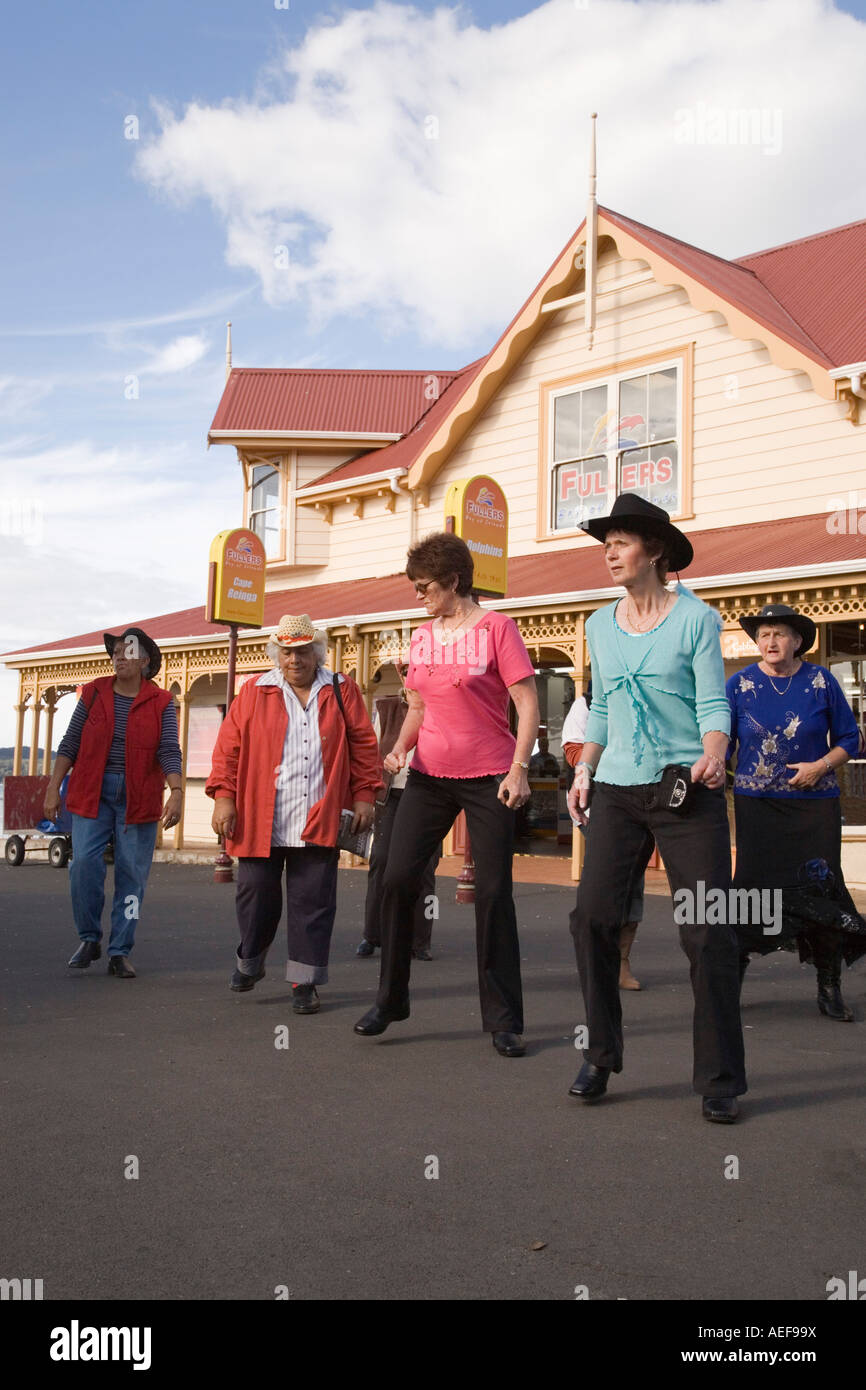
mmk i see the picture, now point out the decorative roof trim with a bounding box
[406,211,839,490]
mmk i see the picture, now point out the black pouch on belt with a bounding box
[655,764,695,815]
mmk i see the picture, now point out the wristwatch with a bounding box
[512,760,530,770]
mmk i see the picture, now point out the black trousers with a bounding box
[570,781,747,1097]
[377,769,524,1032]
[236,845,339,985]
[364,788,438,950]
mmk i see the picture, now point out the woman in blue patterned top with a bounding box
[727,604,865,1021]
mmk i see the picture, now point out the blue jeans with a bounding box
[69,772,159,957]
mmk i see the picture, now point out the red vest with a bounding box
[65,677,173,823]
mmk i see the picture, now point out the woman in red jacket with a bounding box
[207,614,380,1013]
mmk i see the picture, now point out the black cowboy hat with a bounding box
[581,493,693,572]
[104,627,162,679]
[738,604,816,654]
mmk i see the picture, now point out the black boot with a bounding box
[815,943,854,1022]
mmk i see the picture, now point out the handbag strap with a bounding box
[332,672,346,721]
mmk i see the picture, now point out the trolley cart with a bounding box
[1,774,72,868]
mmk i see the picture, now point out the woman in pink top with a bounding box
[354,533,539,1056]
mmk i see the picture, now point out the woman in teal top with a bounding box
[567,494,746,1123]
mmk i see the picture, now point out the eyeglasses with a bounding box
[413,579,436,596]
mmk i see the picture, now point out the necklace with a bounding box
[763,664,797,695]
[626,591,670,633]
[436,606,476,642]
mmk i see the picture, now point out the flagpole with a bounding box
[585,113,598,351]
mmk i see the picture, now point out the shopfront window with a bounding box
[828,620,866,827]
[249,462,281,558]
[549,362,681,531]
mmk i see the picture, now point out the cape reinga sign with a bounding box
[444,475,508,597]
[206,529,266,628]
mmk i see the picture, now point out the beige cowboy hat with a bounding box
[271,614,326,648]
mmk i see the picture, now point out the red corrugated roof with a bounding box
[736,218,866,367]
[299,358,490,487]
[7,512,864,662]
[209,367,464,436]
[603,207,832,367]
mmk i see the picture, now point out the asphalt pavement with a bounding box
[2,860,864,1302]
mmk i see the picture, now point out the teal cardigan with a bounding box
[584,588,730,786]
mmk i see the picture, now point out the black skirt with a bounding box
[733,795,866,965]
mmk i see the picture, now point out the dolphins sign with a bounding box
[444,475,508,597]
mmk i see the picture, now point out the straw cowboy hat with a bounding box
[271,614,326,648]
[581,492,694,572]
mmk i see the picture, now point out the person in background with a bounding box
[727,604,866,1020]
[357,660,439,962]
[353,533,539,1057]
[207,614,380,1014]
[44,627,182,978]
[529,730,560,778]
[563,684,644,990]
[567,494,746,1123]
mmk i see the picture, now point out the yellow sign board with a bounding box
[206,528,266,627]
[444,475,508,597]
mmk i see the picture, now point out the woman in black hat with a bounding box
[44,627,182,977]
[727,605,865,1019]
[567,494,746,1122]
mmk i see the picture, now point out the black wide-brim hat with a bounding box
[104,626,162,679]
[738,604,816,654]
[581,493,694,572]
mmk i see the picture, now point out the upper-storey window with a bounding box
[249,462,281,557]
[549,359,681,533]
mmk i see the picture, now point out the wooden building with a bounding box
[5,206,866,873]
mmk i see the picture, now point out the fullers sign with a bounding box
[444,475,508,596]
[206,528,266,627]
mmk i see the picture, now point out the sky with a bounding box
[2,0,866,747]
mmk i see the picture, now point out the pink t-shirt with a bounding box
[406,610,535,778]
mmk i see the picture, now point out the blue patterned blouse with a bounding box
[726,661,858,799]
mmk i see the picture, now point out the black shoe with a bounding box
[816,972,854,1022]
[68,941,101,968]
[702,1096,739,1123]
[353,1003,409,1035]
[292,984,320,1014]
[355,940,376,957]
[568,1061,610,1100]
[107,956,136,978]
[492,1030,526,1057]
[412,948,433,961]
[230,966,265,992]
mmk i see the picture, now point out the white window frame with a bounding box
[547,355,683,535]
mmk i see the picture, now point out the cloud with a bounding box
[0,286,253,339]
[134,0,866,348]
[141,333,210,374]
[0,375,54,418]
[0,435,239,747]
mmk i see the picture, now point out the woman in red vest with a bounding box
[44,627,182,978]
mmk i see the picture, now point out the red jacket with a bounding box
[65,677,173,823]
[206,673,381,857]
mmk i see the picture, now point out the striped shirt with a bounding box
[58,693,182,776]
[265,665,334,847]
